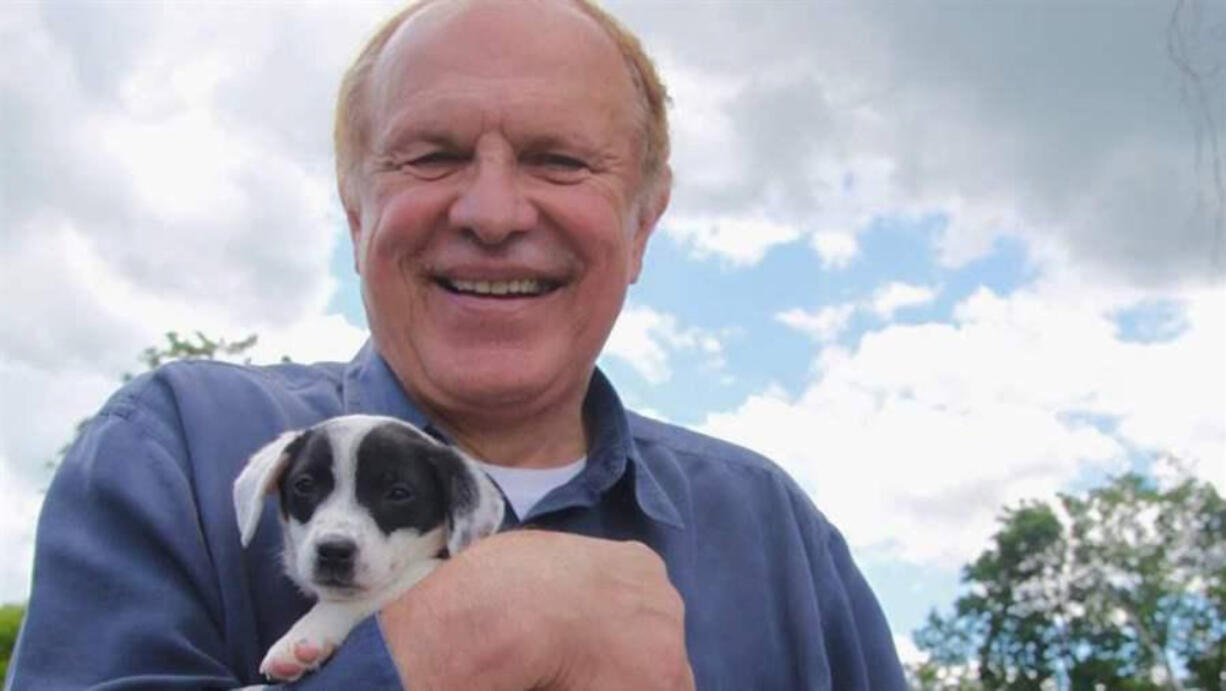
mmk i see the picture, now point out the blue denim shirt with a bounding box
[9,343,905,690]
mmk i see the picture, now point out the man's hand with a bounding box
[379,531,694,691]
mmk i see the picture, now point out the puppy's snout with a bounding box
[316,539,357,568]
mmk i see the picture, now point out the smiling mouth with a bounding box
[436,277,562,298]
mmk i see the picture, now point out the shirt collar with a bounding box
[341,340,684,529]
[342,341,433,431]
[579,369,684,529]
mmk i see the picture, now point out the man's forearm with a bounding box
[378,531,693,691]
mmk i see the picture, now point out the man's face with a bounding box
[349,0,667,425]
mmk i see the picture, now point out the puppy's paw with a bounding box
[259,627,339,682]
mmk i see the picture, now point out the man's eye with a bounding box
[408,151,465,167]
[533,153,587,170]
[392,151,466,179]
[528,153,590,183]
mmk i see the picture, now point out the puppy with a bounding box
[233,414,505,681]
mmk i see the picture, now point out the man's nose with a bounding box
[448,156,538,246]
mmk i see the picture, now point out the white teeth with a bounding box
[447,278,548,296]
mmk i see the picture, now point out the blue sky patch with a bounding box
[327,227,367,329]
[1111,298,1190,344]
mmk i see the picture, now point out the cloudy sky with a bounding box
[3,0,1224,662]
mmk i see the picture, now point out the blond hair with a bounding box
[333,0,671,207]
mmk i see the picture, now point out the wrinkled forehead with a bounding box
[369,0,641,128]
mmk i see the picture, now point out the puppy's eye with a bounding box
[292,476,315,496]
[385,485,414,503]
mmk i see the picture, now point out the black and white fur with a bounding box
[233,414,504,682]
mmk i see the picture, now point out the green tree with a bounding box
[0,603,23,683]
[911,462,1226,690]
[124,330,261,379]
[911,503,1072,690]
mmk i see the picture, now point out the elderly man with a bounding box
[10,0,906,688]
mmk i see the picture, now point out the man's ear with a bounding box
[233,429,307,546]
[630,166,672,284]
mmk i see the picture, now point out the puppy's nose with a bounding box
[315,539,357,567]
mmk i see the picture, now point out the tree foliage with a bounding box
[0,603,23,683]
[124,330,260,380]
[911,463,1226,690]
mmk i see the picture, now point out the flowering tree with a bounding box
[911,462,1225,690]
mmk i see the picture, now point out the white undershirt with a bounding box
[475,457,587,520]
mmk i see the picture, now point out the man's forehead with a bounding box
[387,0,608,52]
[370,0,636,110]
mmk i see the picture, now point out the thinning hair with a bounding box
[333,0,671,208]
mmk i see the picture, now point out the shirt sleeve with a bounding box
[791,485,908,691]
[6,407,405,690]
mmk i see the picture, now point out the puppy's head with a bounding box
[234,415,504,600]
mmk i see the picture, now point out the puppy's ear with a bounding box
[433,449,505,556]
[233,429,305,546]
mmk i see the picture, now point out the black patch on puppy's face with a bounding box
[278,429,335,524]
[355,424,460,536]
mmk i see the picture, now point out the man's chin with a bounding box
[424,359,586,414]
[442,373,570,410]
[375,332,594,416]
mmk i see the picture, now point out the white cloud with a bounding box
[776,304,857,343]
[776,281,939,343]
[603,304,726,385]
[657,55,744,199]
[871,283,938,320]
[0,2,400,603]
[250,315,369,367]
[811,231,860,270]
[894,635,924,667]
[612,0,1225,286]
[2,4,366,322]
[0,463,42,603]
[704,284,1225,567]
[1097,288,1226,492]
[665,215,802,267]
